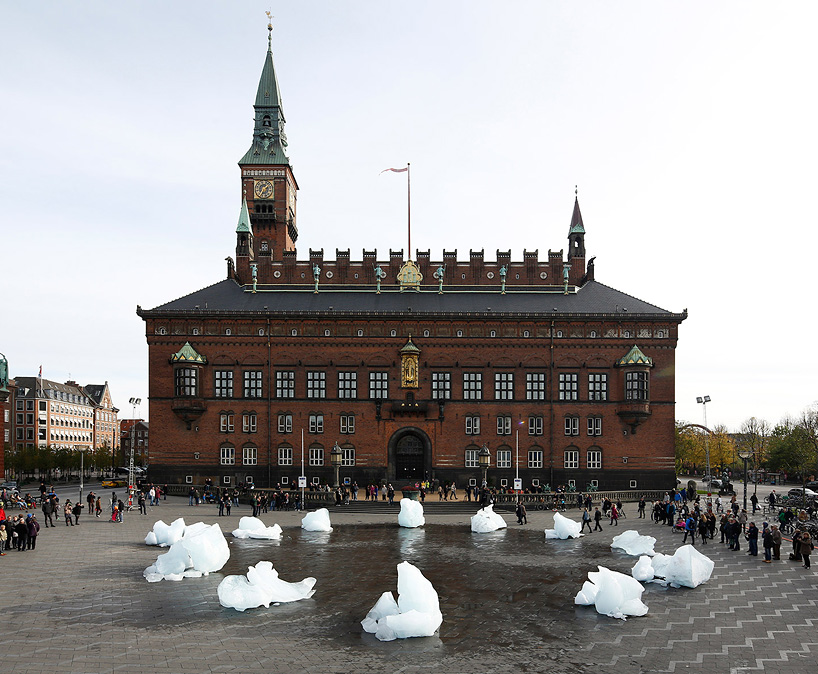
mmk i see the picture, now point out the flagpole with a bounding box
[407,162,411,260]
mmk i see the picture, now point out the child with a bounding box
[0,523,7,554]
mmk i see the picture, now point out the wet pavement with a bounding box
[1,497,817,673]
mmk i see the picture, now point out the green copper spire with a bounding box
[170,342,207,364]
[236,196,253,234]
[239,27,290,166]
[568,193,585,235]
[616,345,654,367]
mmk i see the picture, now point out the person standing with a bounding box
[683,516,696,545]
[697,514,709,544]
[26,516,40,550]
[72,501,83,525]
[15,516,28,551]
[581,508,593,533]
[637,497,646,518]
[594,507,603,532]
[800,531,813,569]
[771,524,782,560]
[750,492,759,514]
[64,501,74,526]
[138,492,147,515]
[41,498,54,528]
[761,524,773,562]
[746,522,759,556]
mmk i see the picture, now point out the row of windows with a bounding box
[464,415,603,437]
[219,444,356,467]
[219,413,357,435]
[189,370,651,402]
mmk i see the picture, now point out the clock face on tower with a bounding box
[254,180,274,200]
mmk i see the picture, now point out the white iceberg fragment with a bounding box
[398,499,425,528]
[544,512,583,539]
[470,505,507,533]
[218,561,316,612]
[361,561,442,641]
[574,566,648,620]
[611,530,657,556]
[144,518,187,547]
[631,555,655,582]
[143,522,230,581]
[301,508,333,532]
[641,545,713,588]
[231,516,283,540]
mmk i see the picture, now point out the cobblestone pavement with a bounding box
[1,496,816,674]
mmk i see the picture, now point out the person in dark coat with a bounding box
[800,531,813,569]
[72,502,83,525]
[697,514,709,544]
[26,515,40,550]
[15,516,28,551]
[41,498,54,528]
[762,525,773,562]
[746,522,759,556]
[593,507,603,531]
[771,524,782,560]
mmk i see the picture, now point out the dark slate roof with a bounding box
[83,384,106,404]
[140,279,684,320]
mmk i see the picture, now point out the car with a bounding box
[1,480,18,490]
[708,479,723,490]
[102,478,128,489]
[805,481,818,491]
[787,487,818,500]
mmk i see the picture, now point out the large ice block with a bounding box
[145,518,187,547]
[544,512,583,539]
[361,561,442,641]
[611,530,657,556]
[470,505,507,533]
[231,516,283,540]
[143,521,230,582]
[398,499,425,528]
[218,561,316,611]
[301,508,333,532]
[641,545,714,588]
[574,566,648,620]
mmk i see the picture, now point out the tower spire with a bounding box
[567,190,586,260]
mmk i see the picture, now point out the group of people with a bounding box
[0,508,40,552]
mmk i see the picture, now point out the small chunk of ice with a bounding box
[301,508,333,532]
[470,505,507,533]
[398,499,425,528]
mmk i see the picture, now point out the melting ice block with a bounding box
[218,561,316,612]
[398,499,425,528]
[611,530,657,557]
[544,512,583,539]
[639,546,714,588]
[301,508,333,532]
[631,555,655,582]
[574,566,648,620]
[144,518,187,547]
[143,522,230,582]
[470,505,507,533]
[361,561,442,641]
[231,516,283,540]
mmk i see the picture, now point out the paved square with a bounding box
[1,495,816,673]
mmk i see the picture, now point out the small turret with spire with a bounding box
[567,186,586,261]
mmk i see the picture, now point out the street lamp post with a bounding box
[78,446,86,504]
[331,442,342,489]
[128,397,141,509]
[696,395,712,492]
[478,444,491,498]
[738,449,753,513]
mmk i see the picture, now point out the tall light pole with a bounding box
[738,449,752,512]
[331,441,342,489]
[78,446,86,504]
[128,397,141,509]
[696,396,711,492]
[478,444,491,492]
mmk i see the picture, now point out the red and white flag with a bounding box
[380,167,408,174]
[38,365,42,378]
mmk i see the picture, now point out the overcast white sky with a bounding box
[2,1,816,430]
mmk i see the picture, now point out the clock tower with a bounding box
[236,24,299,276]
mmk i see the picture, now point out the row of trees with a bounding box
[3,444,146,482]
[676,407,818,483]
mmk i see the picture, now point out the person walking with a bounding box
[683,516,697,545]
[609,504,619,526]
[95,496,102,518]
[515,502,527,525]
[581,508,593,533]
[72,501,83,525]
[746,522,759,556]
[41,498,54,528]
[800,531,813,569]
[594,507,603,532]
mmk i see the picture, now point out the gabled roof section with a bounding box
[170,342,207,364]
[400,336,421,354]
[236,197,253,234]
[616,345,654,367]
[568,196,585,235]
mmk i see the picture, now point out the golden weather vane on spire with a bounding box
[265,10,274,49]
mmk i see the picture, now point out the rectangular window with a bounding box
[465,449,478,468]
[340,414,355,434]
[244,370,263,398]
[588,373,608,401]
[496,449,512,469]
[243,446,258,465]
[465,415,480,435]
[369,372,388,399]
[626,371,649,401]
[559,373,578,401]
[587,449,602,470]
[526,372,546,401]
[16,400,23,410]
[338,372,357,399]
[278,446,293,465]
[463,372,482,400]
[564,450,579,469]
[215,370,233,398]
[341,446,355,466]
[309,446,324,466]
[175,367,198,397]
[309,414,324,434]
[220,446,235,465]
[496,415,511,435]
[16,413,23,425]
[276,371,295,398]
[528,416,543,436]
[528,450,543,469]
[220,413,234,433]
[587,416,602,436]
[243,413,257,433]
[564,416,579,436]
[277,414,292,434]
[494,372,514,400]
[431,372,451,400]
[38,401,47,411]
[307,371,326,399]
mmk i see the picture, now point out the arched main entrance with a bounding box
[388,428,432,482]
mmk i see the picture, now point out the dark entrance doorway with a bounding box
[395,434,424,481]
